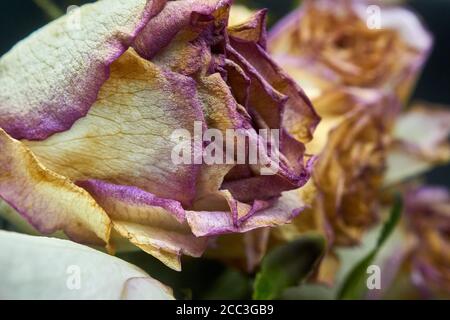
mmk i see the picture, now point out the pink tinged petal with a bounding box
[24,49,205,206]
[133,0,231,59]
[222,171,306,203]
[222,131,312,203]
[228,39,320,143]
[0,128,111,244]
[186,190,306,237]
[0,231,174,300]
[0,0,167,141]
[78,179,208,271]
[230,9,320,140]
[224,59,251,107]
[77,179,186,223]
[193,73,254,203]
[227,9,268,48]
[225,44,285,130]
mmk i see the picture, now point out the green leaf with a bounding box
[253,233,325,300]
[376,195,402,247]
[337,195,403,300]
[203,269,252,300]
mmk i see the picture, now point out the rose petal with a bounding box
[385,104,450,185]
[228,9,268,47]
[0,0,166,140]
[0,231,173,300]
[0,129,111,244]
[133,0,230,59]
[268,0,432,102]
[186,190,305,236]
[229,4,256,27]
[122,277,174,300]
[24,49,204,206]
[78,179,208,271]
[228,15,319,143]
[394,105,450,159]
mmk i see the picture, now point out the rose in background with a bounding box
[404,187,450,298]
[269,0,432,102]
[265,0,450,286]
[186,0,450,281]
[0,0,319,275]
[373,186,450,299]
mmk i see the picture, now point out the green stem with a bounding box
[33,0,64,20]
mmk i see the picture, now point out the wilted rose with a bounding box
[268,0,432,102]
[275,89,400,249]
[263,0,434,283]
[268,0,432,248]
[402,187,450,298]
[0,0,318,271]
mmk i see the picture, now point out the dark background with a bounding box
[1,0,449,188]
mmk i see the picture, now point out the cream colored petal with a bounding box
[113,221,206,271]
[0,231,173,300]
[386,105,450,185]
[24,49,204,206]
[385,147,434,186]
[229,5,256,26]
[394,106,450,160]
[0,0,166,140]
[0,129,111,244]
[78,179,207,271]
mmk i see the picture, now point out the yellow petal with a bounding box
[0,129,111,244]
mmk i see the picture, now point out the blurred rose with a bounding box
[275,89,400,249]
[268,0,432,102]
[0,0,318,271]
[268,0,432,247]
[265,0,435,283]
[404,187,450,297]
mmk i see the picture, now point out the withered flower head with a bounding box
[0,0,318,271]
[268,0,432,248]
[404,187,450,297]
[298,88,400,247]
[269,0,432,101]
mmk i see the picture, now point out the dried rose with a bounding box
[400,187,450,298]
[268,0,432,250]
[275,89,400,249]
[268,0,432,102]
[0,0,318,271]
